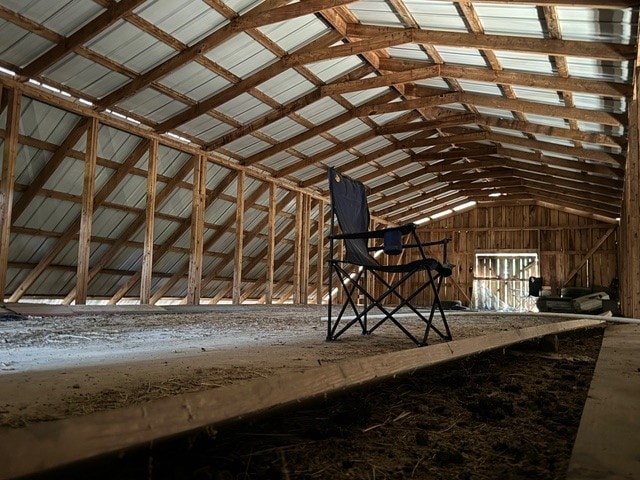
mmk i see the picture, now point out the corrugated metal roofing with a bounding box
[0,0,634,303]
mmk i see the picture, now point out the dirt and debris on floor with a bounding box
[0,305,585,429]
[26,327,603,480]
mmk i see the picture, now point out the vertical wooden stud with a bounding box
[265,182,276,304]
[301,193,311,304]
[75,117,99,305]
[0,88,21,301]
[293,191,304,304]
[316,199,325,305]
[140,139,158,304]
[232,171,245,304]
[186,154,206,305]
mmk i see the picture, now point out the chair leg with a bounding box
[327,263,369,340]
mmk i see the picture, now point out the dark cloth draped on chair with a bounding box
[327,168,454,346]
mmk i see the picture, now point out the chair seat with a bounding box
[355,259,453,277]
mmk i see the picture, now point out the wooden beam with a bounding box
[407,85,626,126]
[347,23,635,61]
[232,171,245,304]
[186,154,207,305]
[399,131,488,148]
[293,192,304,304]
[379,59,632,98]
[97,0,353,109]
[561,227,617,289]
[0,88,20,301]
[376,113,479,135]
[265,183,276,304]
[20,0,146,78]
[412,146,498,162]
[353,92,461,117]
[75,118,99,305]
[154,31,343,133]
[319,65,441,96]
[316,199,326,305]
[140,139,158,305]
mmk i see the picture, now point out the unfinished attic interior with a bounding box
[1,0,640,478]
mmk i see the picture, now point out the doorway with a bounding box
[472,252,539,312]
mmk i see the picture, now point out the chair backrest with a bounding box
[328,168,379,267]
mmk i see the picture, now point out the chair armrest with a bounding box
[329,223,416,241]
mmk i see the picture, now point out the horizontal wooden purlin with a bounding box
[508,168,622,200]
[242,91,400,166]
[498,146,623,178]
[526,187,619,217]
[424,158,503,174]
[521,175,621,205]
[447,0,636,7]
[347,23,635,61]
[406,85,626,127]
[368,178,442,209]
[373,185,454,217]
[386,196,477,224]
[282,30,415,69]
[412,146,498,162]
[379,58,632,98]
[319,66,441,97]
[353,92,461,116]
[478,115,626,148]
[489,132,624,166]
[376,113,479,135]
[504,159,623,191]
[399,131,488,148]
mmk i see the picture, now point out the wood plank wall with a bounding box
[410,204,618,307]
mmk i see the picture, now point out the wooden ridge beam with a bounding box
[412,146,498,162]
[376,113,479,135]
[347,23,635,61]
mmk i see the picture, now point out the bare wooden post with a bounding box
[293,192,304,304]
[232,171,245,304]
[316,199,326,305]
[620,53,640,318]
[0,88,21,302]
[301,193,311,304]
[140,139,158,304]
[75,117,99,305]
[265,182,276,304]
[186,154,207,305]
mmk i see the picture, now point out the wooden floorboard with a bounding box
[567,323,640,480]
[0,319,603,480]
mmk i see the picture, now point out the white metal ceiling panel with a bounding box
[557,7,635,43]
[512,86,563,106]
[405,0,468,31]
[88,20,176,75]
[256,69,316,103]
[44,54,131,99]
[224,135,272,157]
[328,118,371,142]
[387,44,431,62]
[258,14,330,53]
[474,5,544,38]
[567,57,631,83]
[348,0,402,27]
[492,50,554,75]
[434,46,488,67]
[135,0,227,46]
[306,54,365,84]
[0,21,53,68]
[216,92,273,123]
[160,61,231,101]
[207,32,277,79]
[118,88,189,123]
[297,97,347,124]
[259,117,307,142]
[0,0,103,35]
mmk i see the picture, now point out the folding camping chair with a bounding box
[327,168,454,347]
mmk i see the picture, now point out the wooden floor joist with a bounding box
[0,319,604,480]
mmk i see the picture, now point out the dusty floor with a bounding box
[0,305,594,430]
[0,305,604,480]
